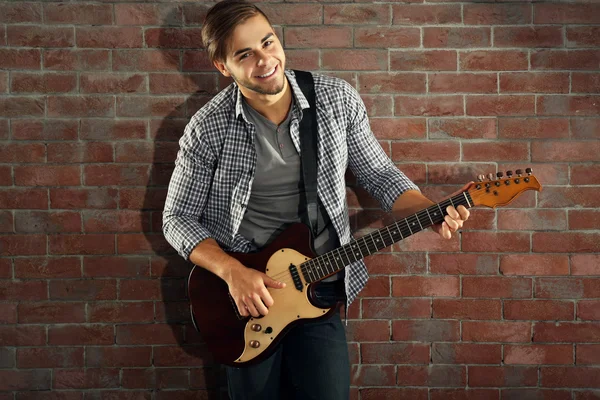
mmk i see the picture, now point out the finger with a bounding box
[260,287,274,308]
[441,222,452,239]
[446,206,460,220]
[444,216,460,232]
[263,275,286,289]
[252,293,269,316]
[457,205,470,221]
[244,298,260,318]
[236,300,248,317]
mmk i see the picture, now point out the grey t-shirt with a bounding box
[237,98,339,262]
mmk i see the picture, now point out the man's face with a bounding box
[215,14,286,97]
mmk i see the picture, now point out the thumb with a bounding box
[263,274,286,288]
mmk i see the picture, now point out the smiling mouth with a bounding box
[256,65,277,79]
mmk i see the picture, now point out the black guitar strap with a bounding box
[294,70,319,236]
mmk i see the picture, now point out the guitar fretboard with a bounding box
[300,191,473,284]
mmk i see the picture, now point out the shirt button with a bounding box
[279,144,284,149]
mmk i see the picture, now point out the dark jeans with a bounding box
[225,309,350,400]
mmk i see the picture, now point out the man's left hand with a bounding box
[433,183,472,239]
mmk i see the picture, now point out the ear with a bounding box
[213,60,231,78]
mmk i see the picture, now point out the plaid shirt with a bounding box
[163,70,418,305]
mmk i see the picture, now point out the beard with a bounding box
[229,67,285,96]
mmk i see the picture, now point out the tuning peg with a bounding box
[516,169,522,176]
[487,173,494,180]
[506,170,513,178]
[477,174,485,182]
[496,172,504,178]
[525,167,532,175]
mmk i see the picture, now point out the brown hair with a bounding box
[201,0,272,63]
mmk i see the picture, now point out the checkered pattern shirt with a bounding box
[163,70,418,305]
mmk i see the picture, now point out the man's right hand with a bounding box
[225,264,286,318]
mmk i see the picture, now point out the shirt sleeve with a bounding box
[343,82,420,212]
[162,119,216,260]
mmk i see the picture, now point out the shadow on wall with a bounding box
[142,7,230,399]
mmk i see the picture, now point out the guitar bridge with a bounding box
[289,264,303,292]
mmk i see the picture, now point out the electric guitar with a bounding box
[188,169,542,366]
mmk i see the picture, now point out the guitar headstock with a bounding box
[468,168,542,208]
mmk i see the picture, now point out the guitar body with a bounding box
[188,223,338,367]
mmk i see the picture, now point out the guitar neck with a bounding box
[300,191,474,284]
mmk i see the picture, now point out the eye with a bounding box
[240,52,251,60]
[264,40,273,47]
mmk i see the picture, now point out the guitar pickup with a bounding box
[289,264,303,292]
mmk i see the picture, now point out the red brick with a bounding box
[115,49,180,72]
[83,210,149,233]
[0,3,41,23]
[50,279,117,301]
[464,4,531,25]
[115,3,182,25]
[571,255,600,276]
[462,232,530,253]
[361,388,427,400]
[432,343,501,364]
[431,389,499,400]
[118,233,173,254]
[80,119,146,140]
[11,72,77,94]
[575,391,600,400]
[424,27,490,48]
[15,256,81,279]
[322,50,387,71]
[430,254,498,275]
[53,368,120,389]
[532,50,600,71]
[15,165,80,186]
[48,142,114,164]
[49,234,115,255]
[534,4,600,24]
[89,301,154,323]
[428,164,496,188]
[50,188,118,209]
[540,187,600,208]
[0,280,47,301]
[434,299,500,320]
[569,210,600,230]
[18,302,85,324]
[86,347,152,368]
[18,347,84,368]
[84,256,149,278]
[463,141,529,162]
[461,51,528,71]
[346,320,389,342]
[500,255,569,277]
[463,321,531,342]
[467,95,535,116]
[15,211,81,234]
[259,4,322,25]
[351,365,395,387]
[0,188,48,209]
[534,322,600,343]
[182,3,210,25]
[567,27,600,48]
[536,277,600,299]
[0,370,51,391]
[505,344,573,365]
[324,4,390,24]
[144,27,202,49]
[120,188,167,210]
[362,298,430,319]
[541,367,600,388]
[533,232,600,253]
[84,165,150,186]
[429,118,496,139]
[117,96,186,118]
[49,325,114,346]
[396,95,464,117]
[45,3,112,25]
[504,300,574,321]
[48,95,114,117]
[7,26,74,47]
[396,365,465,387]
[149,73,218,95]
[77,27,143,48]
[393,320,460,342]
[364,253,426,275]
[44,49,110,71]
[117,324,183,345]
[286,50,319,71]
[359,72,425,94]
[391,50,457,71]
[354,27,420,48]
[463,276,532,299]
[538,95,600,116]
[370,118,426,140]
[429,73,496,94]
[499,117,569,139]
[392,4,461,25]
[501,72,569,94]
[120,279,161,301]
[0,120,7,140]
[573,75,600,97]
[12,119,78,141]
[0,143,45,163]
[572,118,600,139]
[0,325,45,346]
[153,346,208,367]
[0,234,46,256]
[469,366,537,387]
[81,73,147,94]
[0,96,44,117]
[0,49,41,70]
[500,209,568,232]
[392,276,459,297]
[496,27,563,48]
[576,344,600,365]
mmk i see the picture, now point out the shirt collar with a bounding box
[234,69,310,122]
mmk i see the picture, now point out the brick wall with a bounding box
[0,1,599,399]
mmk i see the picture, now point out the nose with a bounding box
[255,49,267,67]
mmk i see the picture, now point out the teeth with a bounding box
[259,67,276,78]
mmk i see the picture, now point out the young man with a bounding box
[163,1,470,398]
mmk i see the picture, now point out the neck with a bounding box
[242,78,292,125]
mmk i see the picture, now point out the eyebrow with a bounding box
[232,33,274,58]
